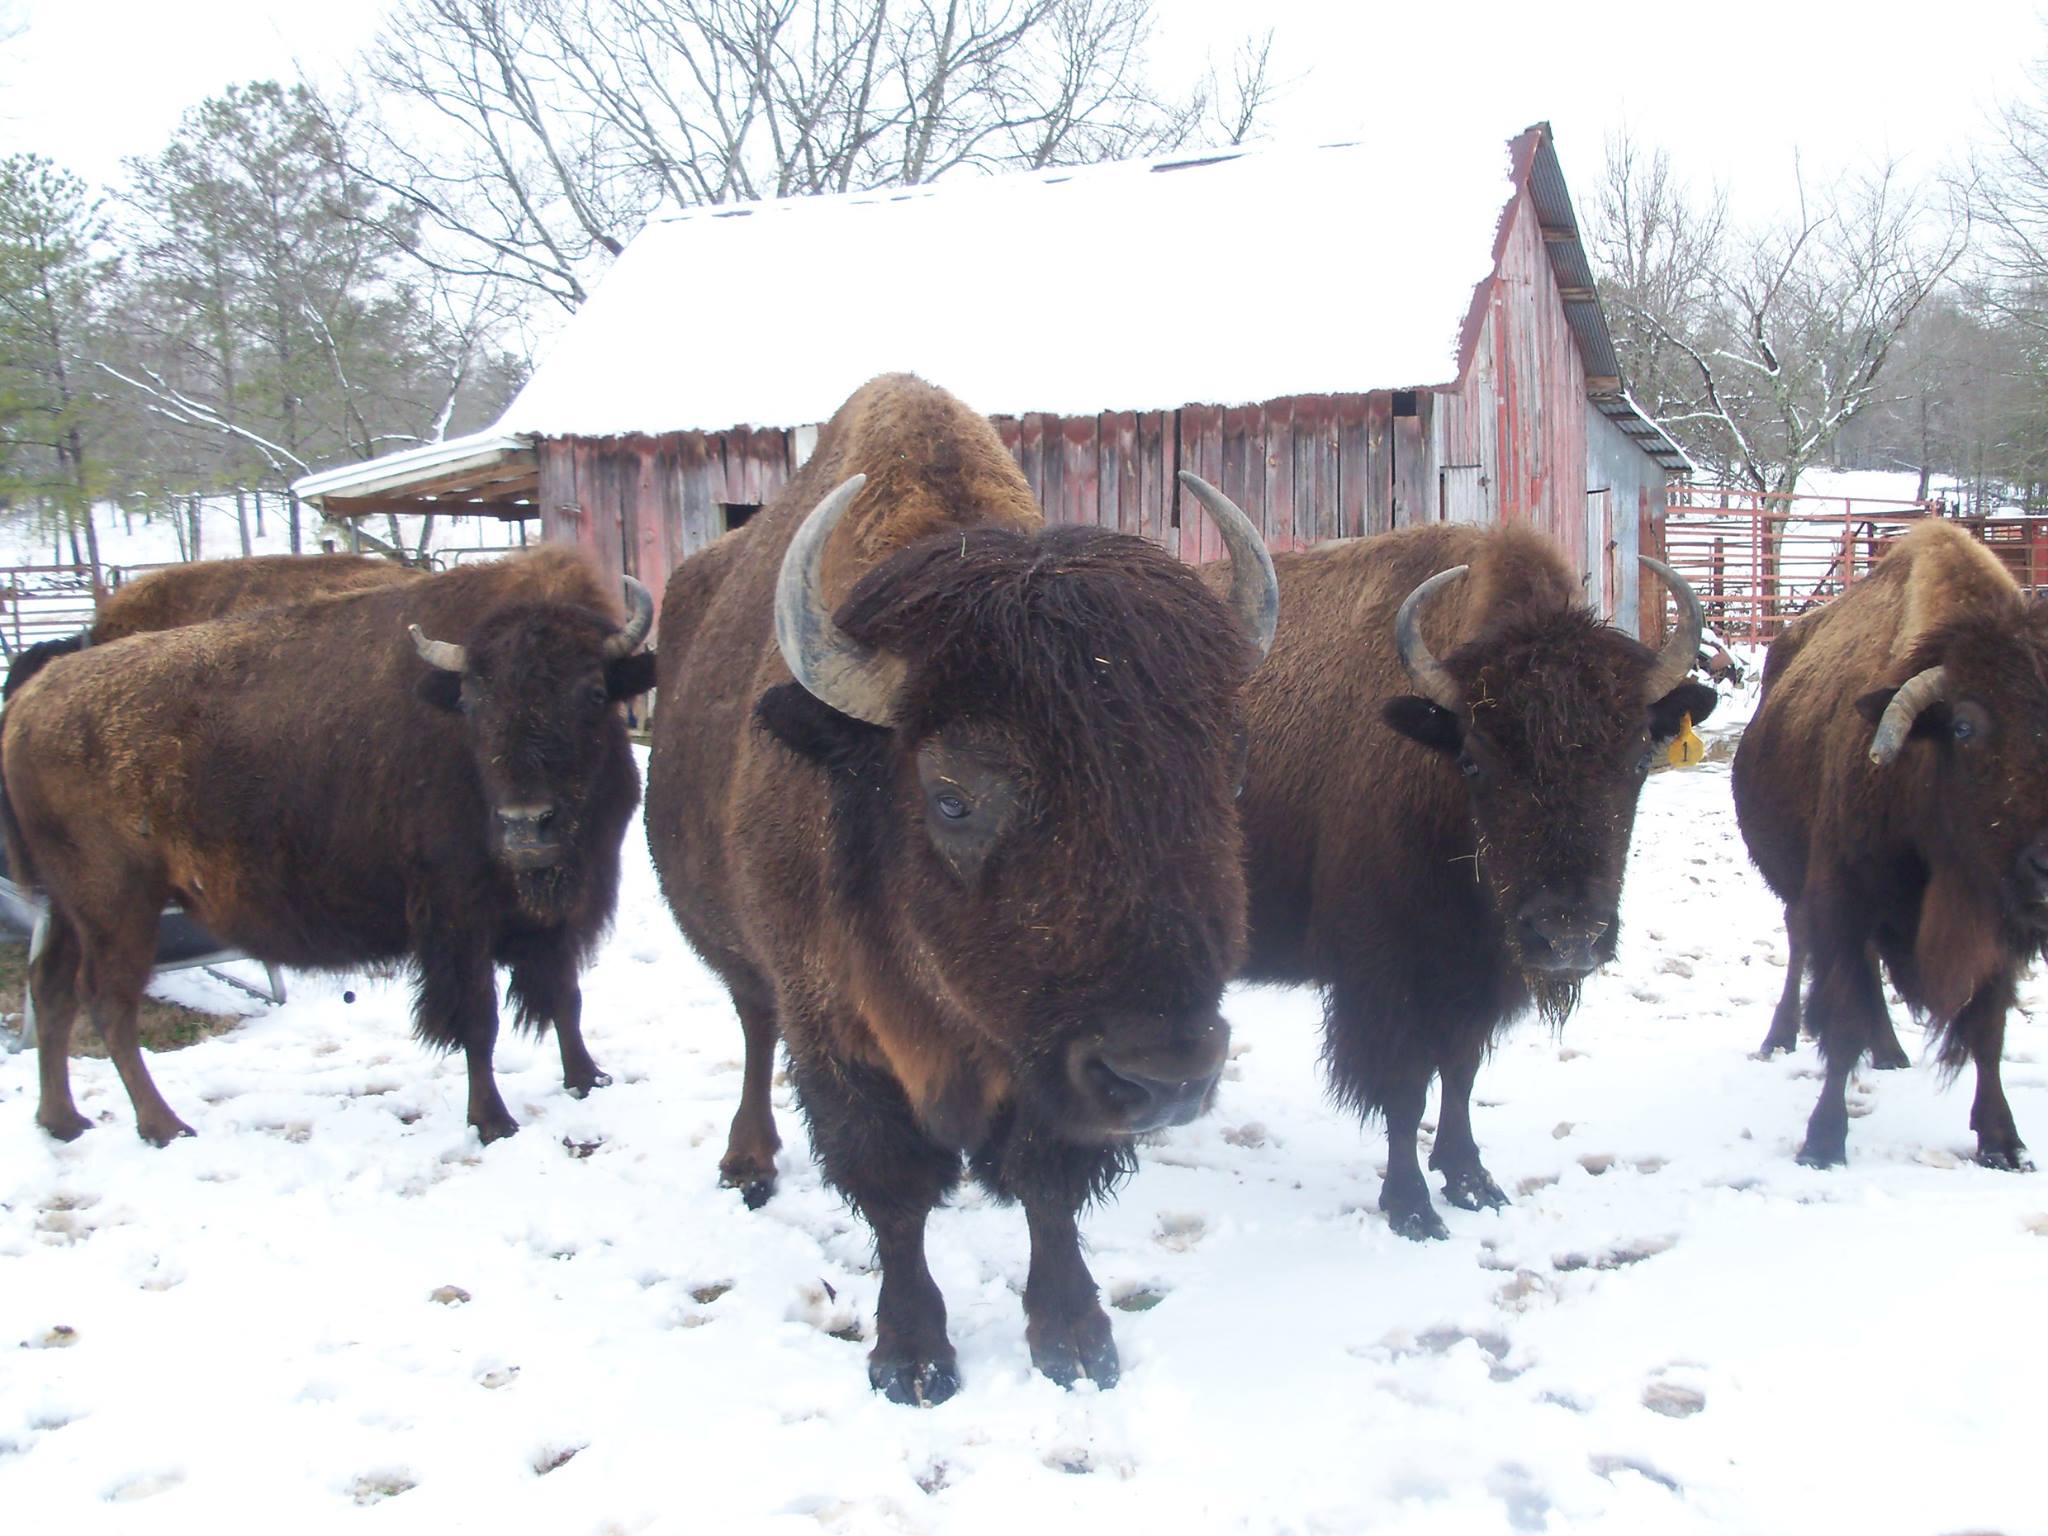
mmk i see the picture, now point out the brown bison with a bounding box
[3,553,417,700]
[646,374,1277,1404]
[1733,520,2048,1169]
[0,547,654,1146]
[1206,524,1710,1240]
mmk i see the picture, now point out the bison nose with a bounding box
[495,804,559,861]
[1072,1015,1229,1136]
[1515,898,1615,975]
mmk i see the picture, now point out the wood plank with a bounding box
[1136,411,1168,550]
[1261,398,1295,553]
[1036,414,1065,525]
[1336,395,1369,538]
[1179,405,1224,563]
[1061,415,1099,528]
[1221,405,1265,548]
[1107,412,1139,536]
[1018,415,1046,509]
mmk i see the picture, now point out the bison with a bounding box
[1733,520,2048,1169]
[0,547,653,1146]
[646,374,1277,1404]
[1206,524,1710,1240]
[4,553,417,700]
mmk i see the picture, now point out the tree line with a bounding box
[1,1,1271,568]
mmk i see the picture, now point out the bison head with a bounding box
[1381,559,1714,1007]
[1858,607,2048,947]
[411,580,655,893]
[756,473,1278,1145]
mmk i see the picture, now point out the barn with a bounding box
[295,122,1687,638]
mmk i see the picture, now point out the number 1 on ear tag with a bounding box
[1667,713,1704,768]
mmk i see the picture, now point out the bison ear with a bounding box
[754,680,886,766]
[1649,680,1717,741]
[1382,695,1463,753]
[415,670,464,714]
[1854,687,1896,724]
[605,651,658,701]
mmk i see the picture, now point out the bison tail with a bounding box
[2,630,89,702]
[0,748,36,898]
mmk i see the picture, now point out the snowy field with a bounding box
[3,731,2047,1536]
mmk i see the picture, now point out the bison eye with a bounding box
[935,791,971,821]
[1457,755,1481,780]
[1636,748,1654,775]
[1952,716,1976,743]
[585,683,608,707]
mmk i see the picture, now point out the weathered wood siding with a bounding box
[1586,407,1665,639]
[537,431,794,616]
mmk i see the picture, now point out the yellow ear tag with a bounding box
[1667,713,1704,768]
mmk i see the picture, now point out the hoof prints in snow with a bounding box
[2,761,2046,1532]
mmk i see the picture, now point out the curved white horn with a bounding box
[1177,472,1280,660]
[1868,665,1950,766]
[1639,555,1705,702]
[409,622,466,673]
[604,576,654,658]
[1393,565,1468,710]
[772,474,905,725]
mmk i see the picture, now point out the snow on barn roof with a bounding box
[495,135,1521,437]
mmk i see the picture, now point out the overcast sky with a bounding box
[2,0,2041,219]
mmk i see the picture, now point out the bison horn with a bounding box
[1394,565,1469,711]
[409,623,466,673]
[1177,472,1280,660]
[773,473,906,726]
[603,576,654,659]
[1638,555,1705,703]
[1868,665,1950,766]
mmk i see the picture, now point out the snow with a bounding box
[497,137,1516,438]
[5,738,2046,1535]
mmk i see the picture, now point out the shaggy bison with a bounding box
[646,374,1277,1404]
[0,547,653,1146]
[1733,520,2048,1169]
[4,553,417,700]
[1208,524,1710,1240]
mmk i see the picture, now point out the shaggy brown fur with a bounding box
[1733,520,2048,1169]
[1204,523,1714,1240]
[1,546,652,1148]
[4,554,418,699]
[646,374,1258,1404]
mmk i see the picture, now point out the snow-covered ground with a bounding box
[0,500,530,574]
[3,744,2044,1536]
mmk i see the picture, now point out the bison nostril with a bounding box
[1085,1057,1158,1118]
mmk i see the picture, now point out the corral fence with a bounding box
[1660,487,2048,644]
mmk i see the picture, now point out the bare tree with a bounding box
[1593,132,1965,500]
[346,0,1276,314]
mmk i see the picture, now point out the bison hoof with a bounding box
[37,1107,92,1142]
[1381,1189,1450,1242]
[1795,1139,1846,1170]
[720,1157,779,1209]
[869,1352,961,1408]
[1868,1042,1910,1071]
[138,1116,197,1147]
[1441,1167,1510,1211]
[1029,1307,1120,1391]
[1976,1141,2035,1173]
[474,1114,521,1145]
[564,1069,613,1099]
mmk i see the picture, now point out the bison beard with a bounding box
[646,373,1270,1406]
[1219,524,1710,1242]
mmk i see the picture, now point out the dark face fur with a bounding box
[1856,612,2048,939]
[418,603,656,910]
[758,525,1253,1143]
[1384,608,1715,1008]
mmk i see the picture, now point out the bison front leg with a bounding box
[1758,904,1805,1057]
[1430,1034,1507,1212]
[720,986,783,1208]
[1381,1066,1449,1241]
[506,945,609,1097]
[1797,933,1887,1169]
[788,1049,961,1406]
[418,946,519,1143]
[1020,1195,1118,1389]
[29,910,92,1142]
[1956,975,2033,1172]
